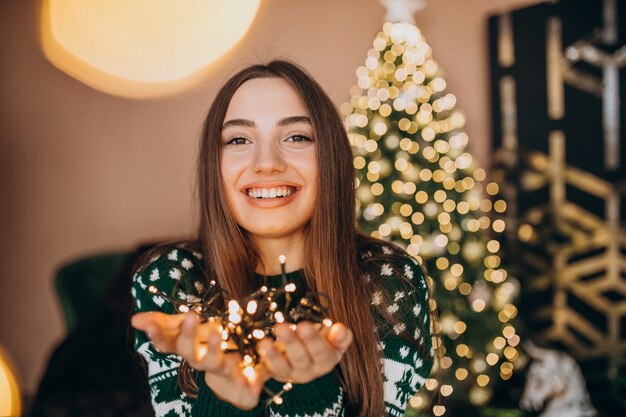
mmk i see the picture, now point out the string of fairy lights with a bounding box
[344,22,522,415]
[149,255,333,407]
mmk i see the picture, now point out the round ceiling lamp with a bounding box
[40,0,262,98]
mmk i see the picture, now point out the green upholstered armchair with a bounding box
[54,251,132,333]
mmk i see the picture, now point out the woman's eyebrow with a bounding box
[277,116,311,126]
[222,119,255,129]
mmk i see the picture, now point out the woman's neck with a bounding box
[251,232,306,275]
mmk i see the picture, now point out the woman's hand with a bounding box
[131,312,268,410]
[257,321,353,384]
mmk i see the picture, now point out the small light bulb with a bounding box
[274,311,285,323]
[285,283,296,292]
[228,300,240,314]
[247,300,258,314]
[243,365,255,380]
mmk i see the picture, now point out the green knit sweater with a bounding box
[131,244,433,417]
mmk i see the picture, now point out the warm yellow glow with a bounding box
[486,353,499,366]
[477,374,490,387]
[433,405,446,416]
[243,365,255,380]
[246,300,258,314]
[0,346,21,417]
[274,311,285,323]
[40,0,262,98]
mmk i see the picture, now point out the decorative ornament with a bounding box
[520,342,597,417]
[378,0,426,24]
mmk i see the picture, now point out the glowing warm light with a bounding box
[493,337,507,350]
[477,374,490,387]
[433,405,446,416]
[455,368,468,380]
[243,365,255,380]
[274,311,285,323]
[409,395,424,408]
[0,346,22,417]
[425,378,438,390]
[40,0,261,98]
[246,300,258,315]
[486,353,499,366]
[284,283,296,293]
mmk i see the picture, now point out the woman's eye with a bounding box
[286,134,312,143]
[225,137,249,145]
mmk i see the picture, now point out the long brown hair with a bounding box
[182,60,431,416]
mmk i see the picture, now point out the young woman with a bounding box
[131,60,433,417]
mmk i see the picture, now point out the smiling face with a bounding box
[220,77,318,240]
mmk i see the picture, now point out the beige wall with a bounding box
[0,0,544,394]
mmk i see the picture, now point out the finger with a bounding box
[258,339,291,379]
[131,312,185,332]
[132,312,185,353]
[176,313,203,366]
[326,323,353,355]
[275,323,312,372]
[296,322,337,369]
[199,328,228,375]
[246,363,269,396]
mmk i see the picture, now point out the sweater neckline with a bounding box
[254,269,305,287]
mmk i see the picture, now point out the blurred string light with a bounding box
[40,0,261,98]
[346,22,520,414]
[148,256,331,408]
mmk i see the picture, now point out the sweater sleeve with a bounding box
[371,250,434,417]
[131,247,196,417]
[132,247,264,417]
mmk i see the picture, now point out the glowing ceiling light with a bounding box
[40,0,262,98]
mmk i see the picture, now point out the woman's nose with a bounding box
[251,141,287,174]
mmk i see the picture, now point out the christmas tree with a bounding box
[344,22,521,416]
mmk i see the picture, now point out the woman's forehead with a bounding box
[224,78,308,121]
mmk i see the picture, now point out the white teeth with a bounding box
[247,187,295,199]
